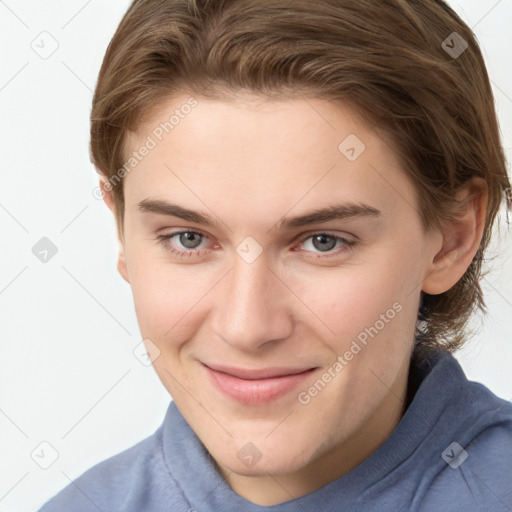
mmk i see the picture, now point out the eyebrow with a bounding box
[137,199,221,228]
[137,198,381,230]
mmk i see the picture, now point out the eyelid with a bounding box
[293,229,357,243]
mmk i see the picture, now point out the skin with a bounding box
[100,93,486,506]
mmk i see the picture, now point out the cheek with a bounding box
[126,247,214,343]
[292,267,403,338]
[289,253,420,373]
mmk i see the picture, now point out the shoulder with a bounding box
[419,366,512,512]
[37,424,183,511]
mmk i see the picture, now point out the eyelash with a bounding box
[156,230,356,260]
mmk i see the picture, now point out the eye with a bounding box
[297,232,354,257]
[156,230,355,260]
[156,230,210,257]
[174,231,205,249]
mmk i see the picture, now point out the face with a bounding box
[110,93,443,487]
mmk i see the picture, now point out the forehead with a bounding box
[122,93,417,228]
[130,92,367,152]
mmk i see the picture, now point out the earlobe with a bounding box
[99,176,115,213]
[117,244,130,284]
[421,179,487,295]
[98,176,130,284]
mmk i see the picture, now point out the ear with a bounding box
[99,176,130,284]
[422,178,488,295]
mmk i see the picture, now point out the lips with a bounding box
[203,363,317,405]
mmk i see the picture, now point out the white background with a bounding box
[0,1,511,510]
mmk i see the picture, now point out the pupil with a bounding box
[180,232,202,249]
[312,234,336,251]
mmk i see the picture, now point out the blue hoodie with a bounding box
[38,349,512,511]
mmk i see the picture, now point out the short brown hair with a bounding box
[90,0,511,353]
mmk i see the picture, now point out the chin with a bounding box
[213,436,317,477]
[228,455,308,478]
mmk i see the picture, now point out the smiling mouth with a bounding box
[202,363,317,405]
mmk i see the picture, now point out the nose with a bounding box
[211,255,294,352]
